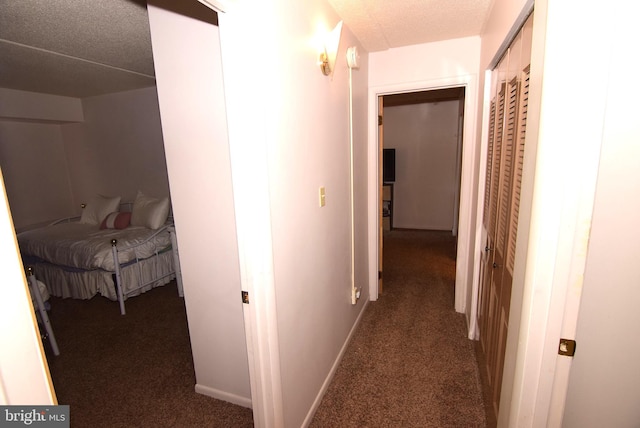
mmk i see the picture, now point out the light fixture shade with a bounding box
[320,21,343,77]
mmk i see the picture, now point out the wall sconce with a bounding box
[319,21,343,76]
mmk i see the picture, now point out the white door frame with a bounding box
[367,74,480,336]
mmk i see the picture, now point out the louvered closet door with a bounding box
[480,83,505,382]
[491,75,520,409]
[479,97,498,357]
[477,13,533,421]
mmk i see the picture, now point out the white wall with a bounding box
[384,100,460,230]
[0,88,83,122]
[479,0,640,426]
[147,1,252,408]
[561,5,640,426]
[65,87,170,205]
[367,36,480,314]
[0,122,75,231]
[0,89,84,230]
[266,17,369,428]
[0,87,169,230]
[218,0,370,426]
[369,37,480,88]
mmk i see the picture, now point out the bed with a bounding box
[17,191,183,315]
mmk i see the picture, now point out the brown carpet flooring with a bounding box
[310,229,487,427]
[44,282,254,428]
[43,229,485,427]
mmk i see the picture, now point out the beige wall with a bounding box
[384,100,461,230]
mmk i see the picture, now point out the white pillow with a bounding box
[79,195,122,225]
[130,191,170,229]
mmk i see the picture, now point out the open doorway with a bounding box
[381,88,465,231]
[0,3,185,414]
[378,87,466,296]
[0,1,251,422]
[367,74,480,339]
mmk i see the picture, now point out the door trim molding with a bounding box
[367,74,479,326]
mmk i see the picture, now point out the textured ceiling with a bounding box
[0,0,494,98]
[328,0,494,52]
[0,0,155,98]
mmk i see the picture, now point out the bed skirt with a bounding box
[30,250,175,301]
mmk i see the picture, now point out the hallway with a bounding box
[311,229,486,427]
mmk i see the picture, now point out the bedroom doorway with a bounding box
[0,0,203,416]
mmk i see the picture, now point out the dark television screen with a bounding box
[383,148,395,183]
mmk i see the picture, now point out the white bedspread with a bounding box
[18,222,172,272]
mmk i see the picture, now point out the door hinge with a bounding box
[558,338,576,357]
[241,291,250,304]
[378,115,383,126]
[378,270,382,279]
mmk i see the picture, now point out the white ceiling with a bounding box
[0,0,494,98]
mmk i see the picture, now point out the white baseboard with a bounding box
[301,299,370,426]
[195,383,252,409]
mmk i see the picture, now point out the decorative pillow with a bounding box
[79,195,122,226]
[100,211,132,230]
[130,191,170,230]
